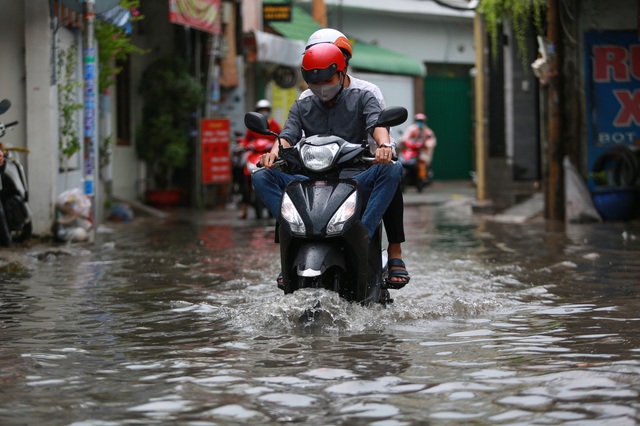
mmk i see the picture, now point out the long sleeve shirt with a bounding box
[281,87,382,146]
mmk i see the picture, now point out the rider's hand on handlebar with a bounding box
[374,145,393,165]
[259,151,279,168]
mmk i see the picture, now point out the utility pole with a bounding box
[546,0,564,220]
[84,0,98,236]
[473,11,487,203]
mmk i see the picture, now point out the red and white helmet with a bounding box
[305,28,353,61]
[301,43,347,84]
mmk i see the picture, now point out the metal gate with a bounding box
[423,76,473,180]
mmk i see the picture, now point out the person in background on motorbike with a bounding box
[253,43,402,249]
[240,99,281,148]
[238,100,281,219]
[400,113,437,182]
[300,28,410,289]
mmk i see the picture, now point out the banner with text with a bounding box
[201,118,230,184]
[169,0,221,34]
[585,31,640,171]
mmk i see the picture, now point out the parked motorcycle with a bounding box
[244,106,408,306]
[240,137,273,219]
[0,99,32,246]
[398,138,433,193]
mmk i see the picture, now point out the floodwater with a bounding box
[1,188,640,425]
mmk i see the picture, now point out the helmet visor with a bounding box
[301,64,338,84]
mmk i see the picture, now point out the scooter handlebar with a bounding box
[0,120,18,137]
[362,156,397,164]
[255,158,286,170]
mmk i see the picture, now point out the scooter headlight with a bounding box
[300,143,340,172]
[326,191,357,235]
[281,192,306,235]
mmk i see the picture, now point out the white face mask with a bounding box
[308,75,343,102]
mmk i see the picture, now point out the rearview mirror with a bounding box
[375,107,408,128]
[244,112,275,136]
[0,99,11,115]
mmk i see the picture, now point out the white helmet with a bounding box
[255,99,271,111]
[305,28,353,61]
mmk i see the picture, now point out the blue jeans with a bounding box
[252,162,402,240]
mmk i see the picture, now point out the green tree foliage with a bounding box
[95,0,146,94]
[478,0,546,65]
[57,40,83,166]
[136,58,204,188]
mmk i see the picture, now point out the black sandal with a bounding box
[385,259,410,290]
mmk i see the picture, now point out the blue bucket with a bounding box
[591,186,639,221]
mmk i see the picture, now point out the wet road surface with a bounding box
[1,183,639,425]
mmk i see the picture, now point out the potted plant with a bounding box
[136,57,203,207]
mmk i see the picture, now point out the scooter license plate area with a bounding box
[283,179,360,237]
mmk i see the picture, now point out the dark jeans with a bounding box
[253,162,402,240]
[383,186,405,244]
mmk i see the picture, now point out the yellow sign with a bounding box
[263,3,291,22]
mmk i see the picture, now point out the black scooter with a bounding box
[0,99,32,246]
[245,107,407,306]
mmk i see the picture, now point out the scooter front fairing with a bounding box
[278,178,387,304]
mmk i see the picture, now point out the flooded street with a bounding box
[1,185,640,425]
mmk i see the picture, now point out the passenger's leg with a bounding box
[354,162,402,240]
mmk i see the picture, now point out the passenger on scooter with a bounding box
[300,28,410,289]
[238,100,281,219]
[400,113,437,182]
[252,43,402,255]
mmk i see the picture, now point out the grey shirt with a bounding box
[280,87,382,146]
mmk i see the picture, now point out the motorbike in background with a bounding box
[236,136,273,219]
[0,99,33,246]
[398,138,433,193]
[242,137,273,219]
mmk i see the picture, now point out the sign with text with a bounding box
[169,0,221,34]
[201,118,231,184]
[585,31,640,171]
[263,2,292,23]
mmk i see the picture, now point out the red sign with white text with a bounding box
[169,0,221,34]
[201,118,230,184]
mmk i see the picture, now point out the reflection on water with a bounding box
[0,201,639,425]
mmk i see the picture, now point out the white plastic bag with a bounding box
[564,156,602,223]
[55,188,93,242]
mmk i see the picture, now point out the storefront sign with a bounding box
[263,2,292,23]
[585,31,640,171]
[201,118,230,184]
[169,0,221,34]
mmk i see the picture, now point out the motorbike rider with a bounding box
[238,100,281,219]
[252,43,402,250]
[240,99,281,148]
[300,28,410,289]
[400,113,437,182]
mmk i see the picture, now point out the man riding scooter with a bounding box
[297,28,411,289]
